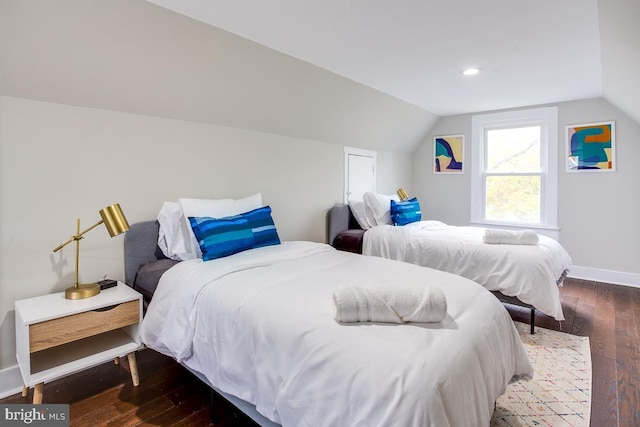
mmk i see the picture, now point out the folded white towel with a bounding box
[333,283,447,324]
[483,229,539,245]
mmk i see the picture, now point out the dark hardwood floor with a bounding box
[508,278,640,427]
[2,278,639,426]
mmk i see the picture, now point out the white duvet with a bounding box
[363,221,572,321]
[140,241,533,427]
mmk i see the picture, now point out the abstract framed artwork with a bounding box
[566,121,616,172]
[434,134,464,173]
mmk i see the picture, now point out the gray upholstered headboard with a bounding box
[326,204,362,245]
[123,220,167,286]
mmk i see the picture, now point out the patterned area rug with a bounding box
[491,322,592,427]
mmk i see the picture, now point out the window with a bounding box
[471,107,558,238]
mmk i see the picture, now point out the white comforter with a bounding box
[363,221,572,320]
[140,241,533,427]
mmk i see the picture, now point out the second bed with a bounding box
[328,203,572,329]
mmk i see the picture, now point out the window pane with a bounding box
[487,126,541,172]
[485,175,540,223]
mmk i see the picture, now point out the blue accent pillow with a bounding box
[390,198,422,226]
[189,206,281,261]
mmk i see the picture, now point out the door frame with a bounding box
[343,146,377,203]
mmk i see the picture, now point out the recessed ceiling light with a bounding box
[462,68,481,76]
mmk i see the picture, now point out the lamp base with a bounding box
[65,283,101,300]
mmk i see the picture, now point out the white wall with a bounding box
[377,150,414,196]
[413,98,640,284]
[0,96,412,372]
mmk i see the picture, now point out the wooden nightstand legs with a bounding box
[33,383,43,404]
[127,352,140,386]
[21,384,43,403]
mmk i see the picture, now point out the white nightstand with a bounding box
[15,282,143,404]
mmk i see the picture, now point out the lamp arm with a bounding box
[52,219,105,252]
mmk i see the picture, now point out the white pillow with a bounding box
[362,192,399,227]
[179,193,263,258]
[157,202,198,261]
[347,198,373,229]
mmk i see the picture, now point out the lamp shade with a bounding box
[397,187,409,201]
[99,204,130,237]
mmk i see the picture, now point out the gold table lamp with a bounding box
[53,204,130,299]
[397,187,409,201]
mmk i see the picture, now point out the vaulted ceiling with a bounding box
[146,0,640,123]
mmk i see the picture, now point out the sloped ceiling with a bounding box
[146,0,639,124]
[1,0,637,156]
[0,0,437,153]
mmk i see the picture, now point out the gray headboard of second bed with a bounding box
[326,204,365,254]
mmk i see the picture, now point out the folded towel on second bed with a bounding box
[483,229,539,245]
[333,283,447,324]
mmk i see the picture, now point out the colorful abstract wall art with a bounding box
[566,121,616,172]
[434,135,464,173]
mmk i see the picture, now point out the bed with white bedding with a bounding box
[135,237,533,426]
[362,220,571,322]
[328,200,572,331]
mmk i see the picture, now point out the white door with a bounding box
[344,147,376,202]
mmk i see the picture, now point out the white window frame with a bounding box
[470,106,559,239]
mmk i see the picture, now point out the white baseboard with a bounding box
[568,265,640,288]
[0,364,23,400]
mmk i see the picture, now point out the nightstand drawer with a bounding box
[29,300,139,353]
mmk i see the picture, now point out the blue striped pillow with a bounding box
[390,198,422,226]
[189,206,281,261]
